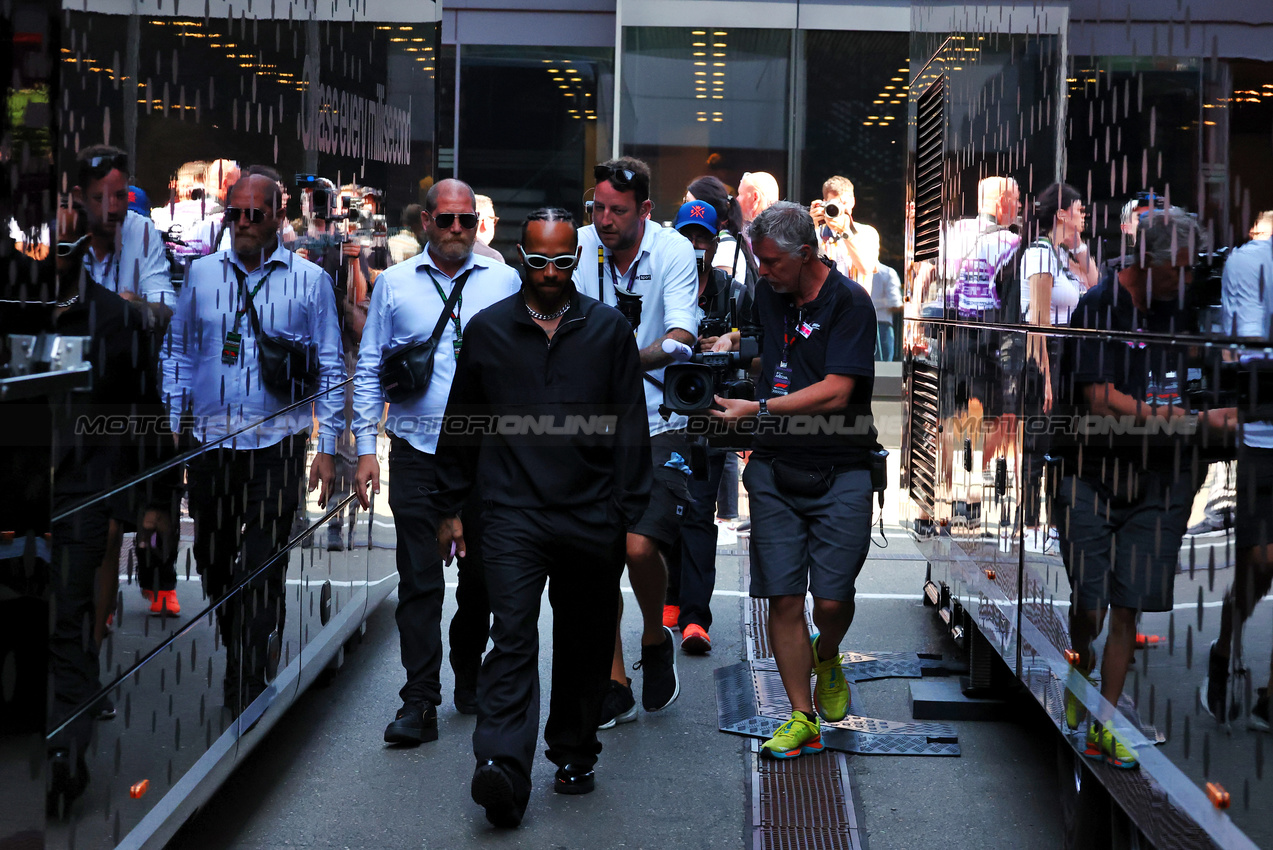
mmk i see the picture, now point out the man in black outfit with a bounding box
[430,208,651,827]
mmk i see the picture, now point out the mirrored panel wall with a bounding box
[1,0,438,846]
[903,2,1273,847]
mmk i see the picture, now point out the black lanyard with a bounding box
[608,255,641,293]
[85,247,122,290]
[230,263,276,334]
[424,266,466,342]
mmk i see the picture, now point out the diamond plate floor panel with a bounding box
[717,662,961,757]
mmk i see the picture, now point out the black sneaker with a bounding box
[553,763,596,795]
[1201,640,1229,722]
[597,678,637,730]
[384,701,439,744]
[634,626,680,712]
[1250,687,1271,733]
[471,760,523,828]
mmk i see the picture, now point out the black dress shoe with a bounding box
[471,760,523,828]
[384,701,439,744]
[553,763,596,795]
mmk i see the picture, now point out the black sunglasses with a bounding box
[224,206,269,224]
[431,212,479,230]
[594,164,638,187]
[84,153,129,175]
[518,246,579,270]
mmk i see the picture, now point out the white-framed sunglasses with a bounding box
[518,245,580,271]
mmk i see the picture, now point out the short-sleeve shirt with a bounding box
[751,265,878,467]
[944,215,1021,319]
[1020,238,1086,325]
[573,221,700,436]
[83,210,175,306]
[1058,266,1197,471]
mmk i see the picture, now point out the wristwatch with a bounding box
[758,398,770,417]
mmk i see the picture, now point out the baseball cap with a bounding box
[673,200,718,236]
[128,186,151,217]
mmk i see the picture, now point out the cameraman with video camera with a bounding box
[663,199,754,653]
[709,201,880,760]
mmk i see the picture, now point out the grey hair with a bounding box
[748,200,816,256]
[1134,205,1206,268]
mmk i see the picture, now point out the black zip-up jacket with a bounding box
[429,289,652,526]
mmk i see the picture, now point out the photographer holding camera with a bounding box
[663,200,754,653]
[811,176,879,287]
[710,201,880,760]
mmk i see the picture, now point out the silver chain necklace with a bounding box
[525,299,569,321]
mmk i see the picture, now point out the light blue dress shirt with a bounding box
[162,242,346,452]
[353,246,521,456]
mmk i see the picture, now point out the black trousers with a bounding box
[187,434,305,702]
[47,508,110,753]
[387,435,445,707]
[473,504,625,801]
[666,447,724,631]
[449,498,488,693]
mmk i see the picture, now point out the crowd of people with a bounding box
[17,137,1271,824]
[927,175,1273,770]
[18,145,895,824]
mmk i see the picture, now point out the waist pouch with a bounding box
[378,268,470,405]
[244,294,319,400]
[256,329,319,399]
[770,458,837,498]
[380,340,439,405]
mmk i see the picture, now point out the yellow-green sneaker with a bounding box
[761,712,823,759]
[1083,723,1139,770]
[1064,671,1095,731]
[1099,726,1139,770]
[811,634,849,722]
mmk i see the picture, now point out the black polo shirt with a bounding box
[1058,265,1197,471]
[751,265,878,468]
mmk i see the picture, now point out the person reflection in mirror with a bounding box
[1053,207,1236,769]
[1019,182,1097,413]
[388,203,425,265]
[430,208,651,827]
[811,176,880,287]
[163,171,345,712]
[71,145,174,328]
[1204,208,1273,731]
[43,204,182,814]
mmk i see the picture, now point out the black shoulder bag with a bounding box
[239,269,321,400]
[379,269,470,405]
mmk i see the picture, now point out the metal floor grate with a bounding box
[753,742,864,850]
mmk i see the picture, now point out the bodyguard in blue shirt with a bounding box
[352,179,520,745]
[163,170,346,711]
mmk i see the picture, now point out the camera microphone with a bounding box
[661,338,695,363]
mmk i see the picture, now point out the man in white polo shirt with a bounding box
[72,145,174,325]
[353,178,521,745]
[574,157,699,726]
